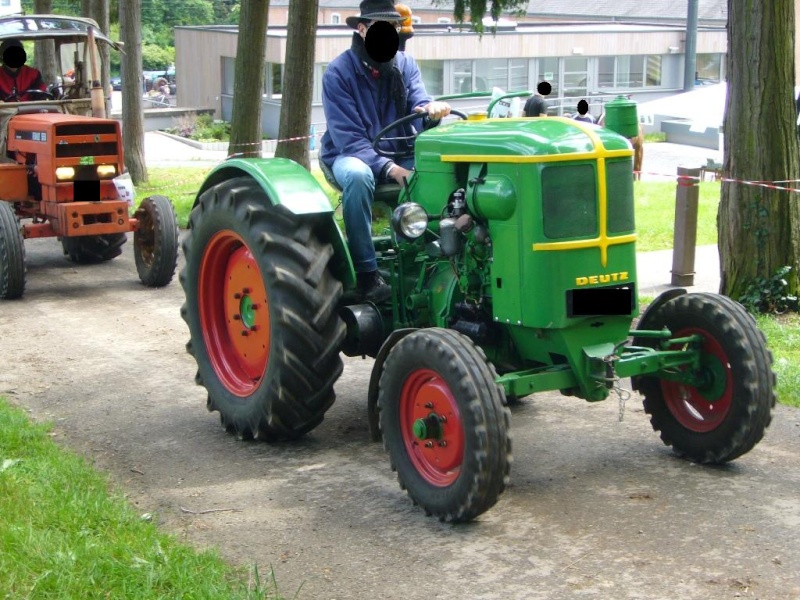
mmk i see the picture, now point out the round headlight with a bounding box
[391,202,428,240]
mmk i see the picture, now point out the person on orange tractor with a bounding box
[0,39,47,102]
[320,0,450,302]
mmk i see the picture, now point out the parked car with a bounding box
[110,76,121,91]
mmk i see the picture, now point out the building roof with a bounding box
[270,0,727,22]
[521,0,726,22]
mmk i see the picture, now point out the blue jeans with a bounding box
[332,155,413,273]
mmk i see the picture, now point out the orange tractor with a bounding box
[0,15,178,299]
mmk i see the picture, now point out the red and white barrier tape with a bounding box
[639,170,800,193]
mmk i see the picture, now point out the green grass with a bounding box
[643,132,666,143]
[633,180,720,252]
[0,398,286,600]
[755,313,800,407]
[137,167,211,228]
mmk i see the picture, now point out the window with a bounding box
[475,59,507,92]
[538,57,559,97]
[598,56,662,89]
[452,59,528,95]
[645,56,662,87]
[696,53,722,82]
[221,56,235,95]
[452,59,473,93]
[563,57,588,98]
[598,57,615,88]
[314,63,329,103]
[265,63,283,98]
[418,60,443,97]
[542,164,597,239]
[437,17,451,24]
[331,13,341,24]
[411,16,421,24]
[616,56,642,87]
[509,59,527,91]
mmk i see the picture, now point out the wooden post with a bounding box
[87,26,105,118]
[671,166,701,286]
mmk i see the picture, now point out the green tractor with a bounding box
[180,112,775,523]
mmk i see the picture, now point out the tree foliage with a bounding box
[437,0,527,30]
[142,43,175,71]
[22,0,231,46]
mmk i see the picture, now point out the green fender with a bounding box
[194,157,356,289]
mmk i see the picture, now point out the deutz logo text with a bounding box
[575,272,629,286]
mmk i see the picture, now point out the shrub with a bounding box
[739,266,799,314]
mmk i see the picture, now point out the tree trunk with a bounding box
[33,0,58,87]
[229,0,269,159]
[719,0,800,297]
[91,0,112,116]
[274,0,318,170]
[119,0,147,184]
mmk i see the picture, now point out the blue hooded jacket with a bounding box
[320,36,432,178]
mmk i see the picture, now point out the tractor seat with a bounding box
[319,158,403,207]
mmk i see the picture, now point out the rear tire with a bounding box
[378,328,511,522]
[180,176,346,441]
[61,232,126,263]
[0,201,25,299]
[134,195,179,287]
[633,293,775,463]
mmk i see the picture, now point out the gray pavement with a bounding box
[144,132,721,295]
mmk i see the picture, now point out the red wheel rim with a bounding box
[660,327,733,433]
[198,230,270,397]
[399,369,465,487]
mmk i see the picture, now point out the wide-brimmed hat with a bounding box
[346,0,402,29]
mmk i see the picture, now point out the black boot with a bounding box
[357,270,391,303]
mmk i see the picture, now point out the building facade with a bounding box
[175,19,726,138]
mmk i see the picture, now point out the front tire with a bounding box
[0,201,25,299]
[633,293,775,463]
[180,176,346,441]
[61,232,126,263]
[134,195,179,287]
[378,328,511,522]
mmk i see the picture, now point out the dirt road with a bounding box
[2,234,800,600]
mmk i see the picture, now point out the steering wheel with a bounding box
[3,89,55,102]
[372,109,468,159]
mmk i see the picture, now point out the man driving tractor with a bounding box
[0,39,46,102]
[320,0,451,303]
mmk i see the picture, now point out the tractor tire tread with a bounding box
[134,195,179,287]
[181,176,345,442]
[378,328,511,523]
[0,201,25,299]
[62,232,126,263]
[635,293,774,464]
